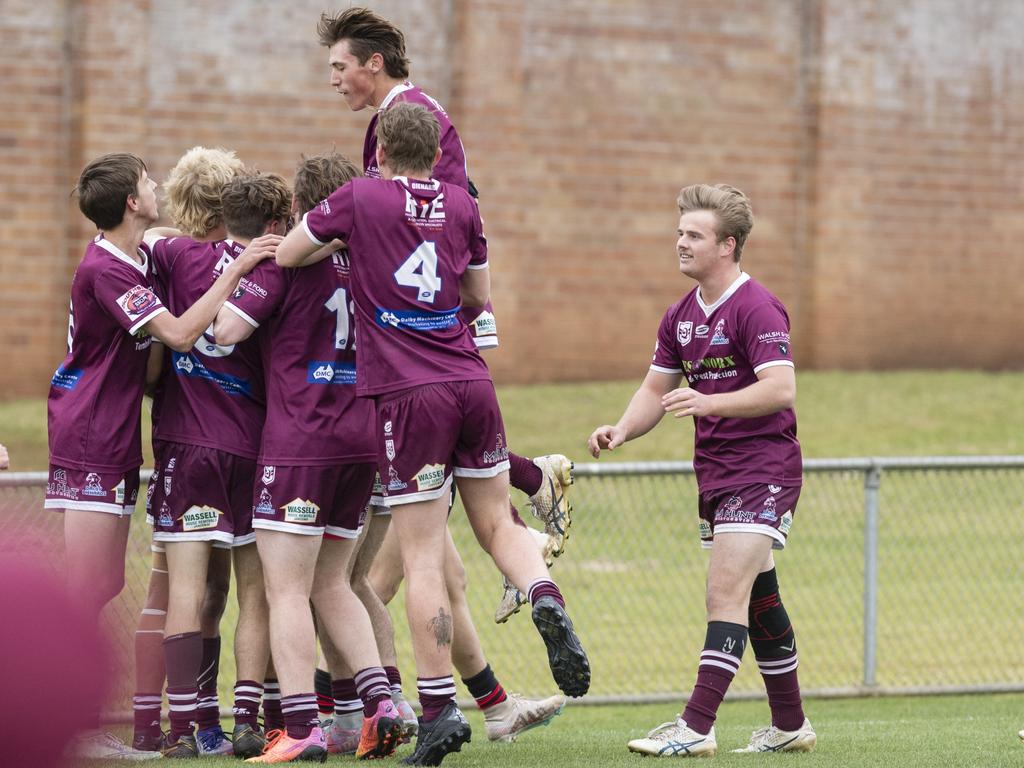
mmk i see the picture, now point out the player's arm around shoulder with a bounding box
[588,369,681,458]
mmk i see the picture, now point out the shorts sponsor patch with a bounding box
[283,498,320,524]
[114,479,126,505]
[254,488,274,515]
[158,503,173,528]
[779,510,794,535]
[182,505,221,531]
[699,519,712,539]
[262,466,276,485]
[471,311,497,337]
[483,435,509,465]
[116,285,160,319]
[415,464,446,492]
[81,472,106,497]
[386,466,407,491]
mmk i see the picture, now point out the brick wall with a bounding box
[1,0,1021,399]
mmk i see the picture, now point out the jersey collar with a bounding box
[697,271,750,317]
[95,234,148,275]
[378,81,415,111]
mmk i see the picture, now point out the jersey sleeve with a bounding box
[224,259,287,328]
[650,307,683,374]
[302,182,356,247]
[741,298,794,374]
[465,206,488,270]
[93,262,167,335]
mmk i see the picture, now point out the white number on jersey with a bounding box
[394,242,441,304]
[325,287,356,350]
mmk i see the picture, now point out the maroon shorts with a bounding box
[149,442,256,548]
[144,439,171,526]
[698,483,801,550]
[375,380,510,507]
[252,462,375,538]
[44,465,140,517]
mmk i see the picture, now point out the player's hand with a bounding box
[234,234,283,273]
[663,387,714,418]
[588,425,626,458]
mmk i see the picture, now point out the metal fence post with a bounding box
[862,462,882,688]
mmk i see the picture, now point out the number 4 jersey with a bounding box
[301,175,490,397]
[224,251,376,466]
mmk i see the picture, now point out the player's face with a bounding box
[132,171,159,225]
[676,210,733,280]
[328,39,378,111]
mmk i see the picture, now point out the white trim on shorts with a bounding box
[453,459,510,479]
[152,531,234,547]
[45,498,134,517]
[252,519,325,536]
[232,532,257,547]
[703,524,787,550]
[383,474,453,507]
[324,524,362,539]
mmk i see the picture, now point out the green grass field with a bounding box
[78,694,1024,767]
[8,371,1024,765]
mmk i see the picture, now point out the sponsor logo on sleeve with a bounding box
[234,277,269,300]
[116,285,160,318]
[282,498,320,524]
[676,321,693,346]
[414,464,446,492]
[318,199,331,216]
[182,505,221,531]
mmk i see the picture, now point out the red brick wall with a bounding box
[2,0,1021,399]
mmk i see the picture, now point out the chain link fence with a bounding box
[2,456,1023,714]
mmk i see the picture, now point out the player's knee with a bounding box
[200,584,229,626]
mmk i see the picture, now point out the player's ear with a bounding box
[432,147,442,170]
[376,144,387,170]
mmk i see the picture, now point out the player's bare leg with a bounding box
[313,536,402,759]
[456,473,590,699]
[231,542,270,758]
[442,528,566,740]
[133,542,168,751]
[162,540,214,758]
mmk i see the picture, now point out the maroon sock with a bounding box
[384,665,402,693]
[749,568,805,731]
[461,664,507,711]
[681,622,747,735]
[233,680,263,729]
[314,668,333,715]
[164,631,202,741]
[263,678,284,731]
[196,636,221,730]
[281,693,318,740]
[417,676,456,722]
[527,579,565,608]
[332,678,362,718]
[354,667,391,716]
[508,453,543,496]
[133,693,162,737]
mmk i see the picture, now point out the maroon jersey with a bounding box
[363,83,468,188]
[226,251,376,465]
[48,236,167,472]
[148,237,266,459]
[302,176,489,397]
[651,273,802,491]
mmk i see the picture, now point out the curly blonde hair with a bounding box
[163,147,244,238]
